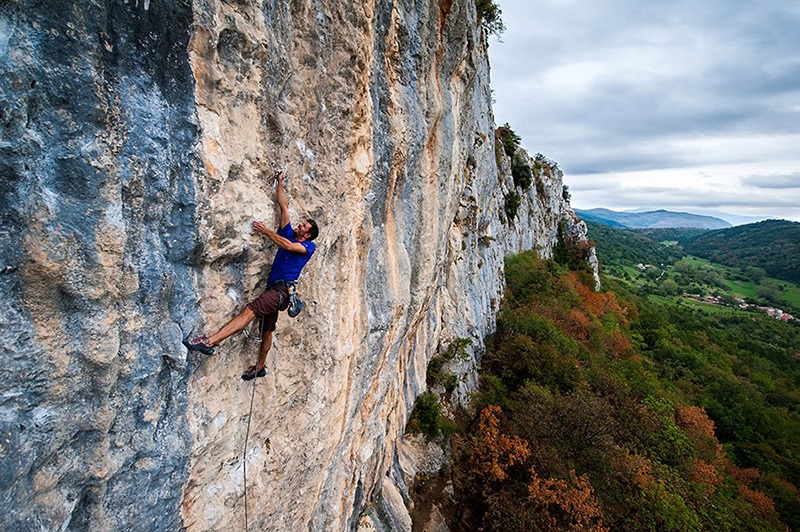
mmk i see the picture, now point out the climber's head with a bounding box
[296,219,319,242]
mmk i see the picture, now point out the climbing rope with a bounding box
[241,319,263,532]
[243,361,257,531]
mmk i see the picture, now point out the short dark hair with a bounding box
[306,219,319,241]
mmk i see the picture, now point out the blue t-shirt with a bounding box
[268,223,316,284]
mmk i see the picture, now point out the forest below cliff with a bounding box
[409,247,800,531]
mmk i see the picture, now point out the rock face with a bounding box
[0,1,598,531]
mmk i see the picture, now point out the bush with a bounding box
[553,221,594,272]
[496,124,520,157]
[428,337,472,392]
[475,0,505,37]
[407,392,456,442]
[445,337,473,361]
[511,154,533,190]
[427,355,458,392]
[504,190,521,224]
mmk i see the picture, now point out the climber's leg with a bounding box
[242,306,278,378]
[257,327,273,371]
[207,307,257,346]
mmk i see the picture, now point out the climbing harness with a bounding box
[270,280,305,318]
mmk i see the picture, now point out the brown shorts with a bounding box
[247,286,290,331]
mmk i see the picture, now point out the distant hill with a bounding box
[585,222,687,267]
[681,219,800,284]
[577,208,731,229]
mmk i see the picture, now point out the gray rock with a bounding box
[0,0,599,530]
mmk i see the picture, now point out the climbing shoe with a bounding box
[241,365,267,381]
[182,335,216,356]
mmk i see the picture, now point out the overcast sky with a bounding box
[488,0,800,223]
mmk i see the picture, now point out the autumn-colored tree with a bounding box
[686,459,723,496]
[574,274,606,317]
[726,463,781,520]
[675,405,724,464]
[613,450,656,491]
[527,468,609,531]
[463,405,530,497]
[738,485,778,518]
[566,308,591,341]
[608,328,633,358]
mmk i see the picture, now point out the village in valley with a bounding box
[682,293,797,321]
[634,262,799,322]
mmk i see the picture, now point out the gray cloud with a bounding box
[488,0,800,220]
[741,173,800,189]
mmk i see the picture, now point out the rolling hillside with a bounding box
[682,219,800,284]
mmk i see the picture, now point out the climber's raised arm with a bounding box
[275,170,290,228]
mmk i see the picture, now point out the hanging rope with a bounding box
[241,319,263,532]
[243,360,257,531]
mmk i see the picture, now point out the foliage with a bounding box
[407,391,456,442]
[526,469,608,531]
[427,337,472,392]
[504,190,521,224]
[427,355,457,392]
[449,251,797,531]
[533,152,559,174]
[554,221,595,273]
[681,219,800,284]
[495,123,520,157]
[478,235,495,247]
[562,184,571,202]
[444,336,472,361]
[511,153,533,190]
[585,221,686,268]
[457,406,530,497]
[475,0,506,37]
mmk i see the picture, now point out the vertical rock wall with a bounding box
[0,0,598,530]
[1,1,200,530]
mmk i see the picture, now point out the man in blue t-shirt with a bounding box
[184,171,319,380]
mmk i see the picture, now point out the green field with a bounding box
[601,254,800,317]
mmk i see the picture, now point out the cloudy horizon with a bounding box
[488,0,800,223]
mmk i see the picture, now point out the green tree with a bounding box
[504,190,521,223]
[475,0,506,37]
[511,153,533,190]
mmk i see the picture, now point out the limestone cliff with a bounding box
[0,1,598,530]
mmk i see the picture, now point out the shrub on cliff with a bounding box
[475,0,505,37]
[511,153,533,190]
[504,190,521,224]
[496,123,520,157]
[407,392,456,442]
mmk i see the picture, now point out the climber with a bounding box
[183,170,319,380]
